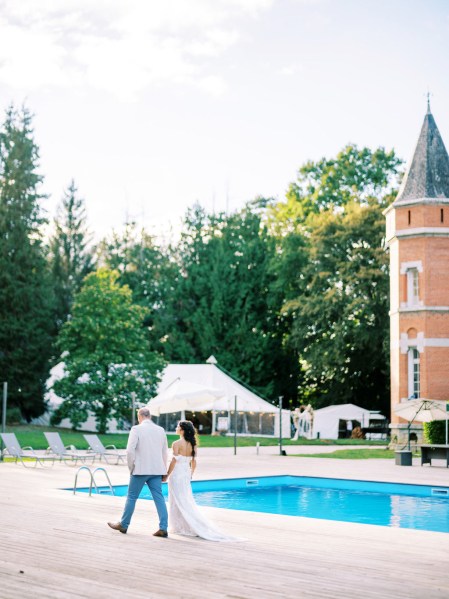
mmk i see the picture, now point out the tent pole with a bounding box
[234,396,237,456]
[131,392,136,427]
[279,396,283,456]
[1,382,7,462]
[211,410,216,435]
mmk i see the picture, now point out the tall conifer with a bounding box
[50,180,94,327]
[0,105,53,420]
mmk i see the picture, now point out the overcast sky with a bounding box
[1,0,448,241]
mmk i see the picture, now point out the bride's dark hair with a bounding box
[179,420,198,457]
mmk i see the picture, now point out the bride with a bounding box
[167,420,241,542]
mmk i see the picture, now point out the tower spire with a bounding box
[394,105,449,204]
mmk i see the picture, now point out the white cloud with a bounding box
[197,75,228,96]
[280,63,304,76]
[0,0,274,99]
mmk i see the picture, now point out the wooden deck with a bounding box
[1,451,449,598]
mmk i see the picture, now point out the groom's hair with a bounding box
[138,407,151,419]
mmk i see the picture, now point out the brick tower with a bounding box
[384,102,449,445]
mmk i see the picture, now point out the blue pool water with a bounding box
[73,475,449,534]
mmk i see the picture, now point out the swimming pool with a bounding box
[72,475,449,534]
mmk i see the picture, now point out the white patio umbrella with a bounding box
[394,398,449,450]
[148,378,226,416]
[394,399,449,423]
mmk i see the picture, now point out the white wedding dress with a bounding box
[168,455,241,542]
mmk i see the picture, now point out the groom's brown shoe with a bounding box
[153,529,168,538]
[108,521,127,534]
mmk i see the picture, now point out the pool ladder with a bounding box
[73,465,114,496]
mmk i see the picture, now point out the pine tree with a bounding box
[50,180,94,327]
[0,105,54,420]
[157,202,298,403]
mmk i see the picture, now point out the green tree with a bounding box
[285,200,390,412]
[159,202,300,402]
[271,144,402,229]
[271,145,403,413]
[97,223,178,354]
[52,268,165,432]
[0,105,54,420]
[49,179,94,328]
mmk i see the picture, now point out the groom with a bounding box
[108,407,169,537]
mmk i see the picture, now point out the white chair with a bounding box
[83,434,126,465]
[1,433,55,467]
[44,432,93,465]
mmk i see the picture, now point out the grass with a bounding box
[290,448,420,459]
[2,424,389,451]
[290,448,396,459]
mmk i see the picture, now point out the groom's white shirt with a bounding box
[126,419,168,475]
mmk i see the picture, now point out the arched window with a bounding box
[408,348,420,399]
[406,268,419,305]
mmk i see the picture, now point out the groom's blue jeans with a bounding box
[121,474,168,531]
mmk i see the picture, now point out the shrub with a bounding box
[0,407,23,425]
[423,421,446,444]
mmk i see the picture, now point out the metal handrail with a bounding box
[73,466,98,496]
[73,465,114,496]
[92,467,114,496]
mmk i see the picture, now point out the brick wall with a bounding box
[388,202,449,431]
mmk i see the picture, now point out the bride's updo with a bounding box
[179,420,198,457]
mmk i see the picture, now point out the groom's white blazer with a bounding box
[126,419,168,475]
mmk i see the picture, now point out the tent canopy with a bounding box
[148,363,278,415]
[312,403,386,440]
[148,378,226,416]
[147,362,291,437]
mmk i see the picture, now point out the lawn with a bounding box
[2,424,388,451]
[290,448,397,459]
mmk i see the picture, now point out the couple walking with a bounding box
[108,407,238,542]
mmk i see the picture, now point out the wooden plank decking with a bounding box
[1,451,449,598]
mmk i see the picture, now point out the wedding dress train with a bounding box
[168,455,241,542]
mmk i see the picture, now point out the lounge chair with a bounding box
[83,434,126,465]
[44,432,93,465]
[0,433,55,467]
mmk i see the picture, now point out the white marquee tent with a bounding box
[34,358,290,437]
[312,403,387,440]
[148,359,291,437]
[33,362,125,433]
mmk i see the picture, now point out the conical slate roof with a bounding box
[394,106,449,205]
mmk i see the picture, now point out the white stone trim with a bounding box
[393,197,449,208]
[417,332,425,353]
[395,227,449,238]
[423,338,449,347]
[395,334,449,353]
[391,306,449,314]
[399,333,409,354]
[399,301,425,309]
[390,421,423,430]
[400,260,423,274]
